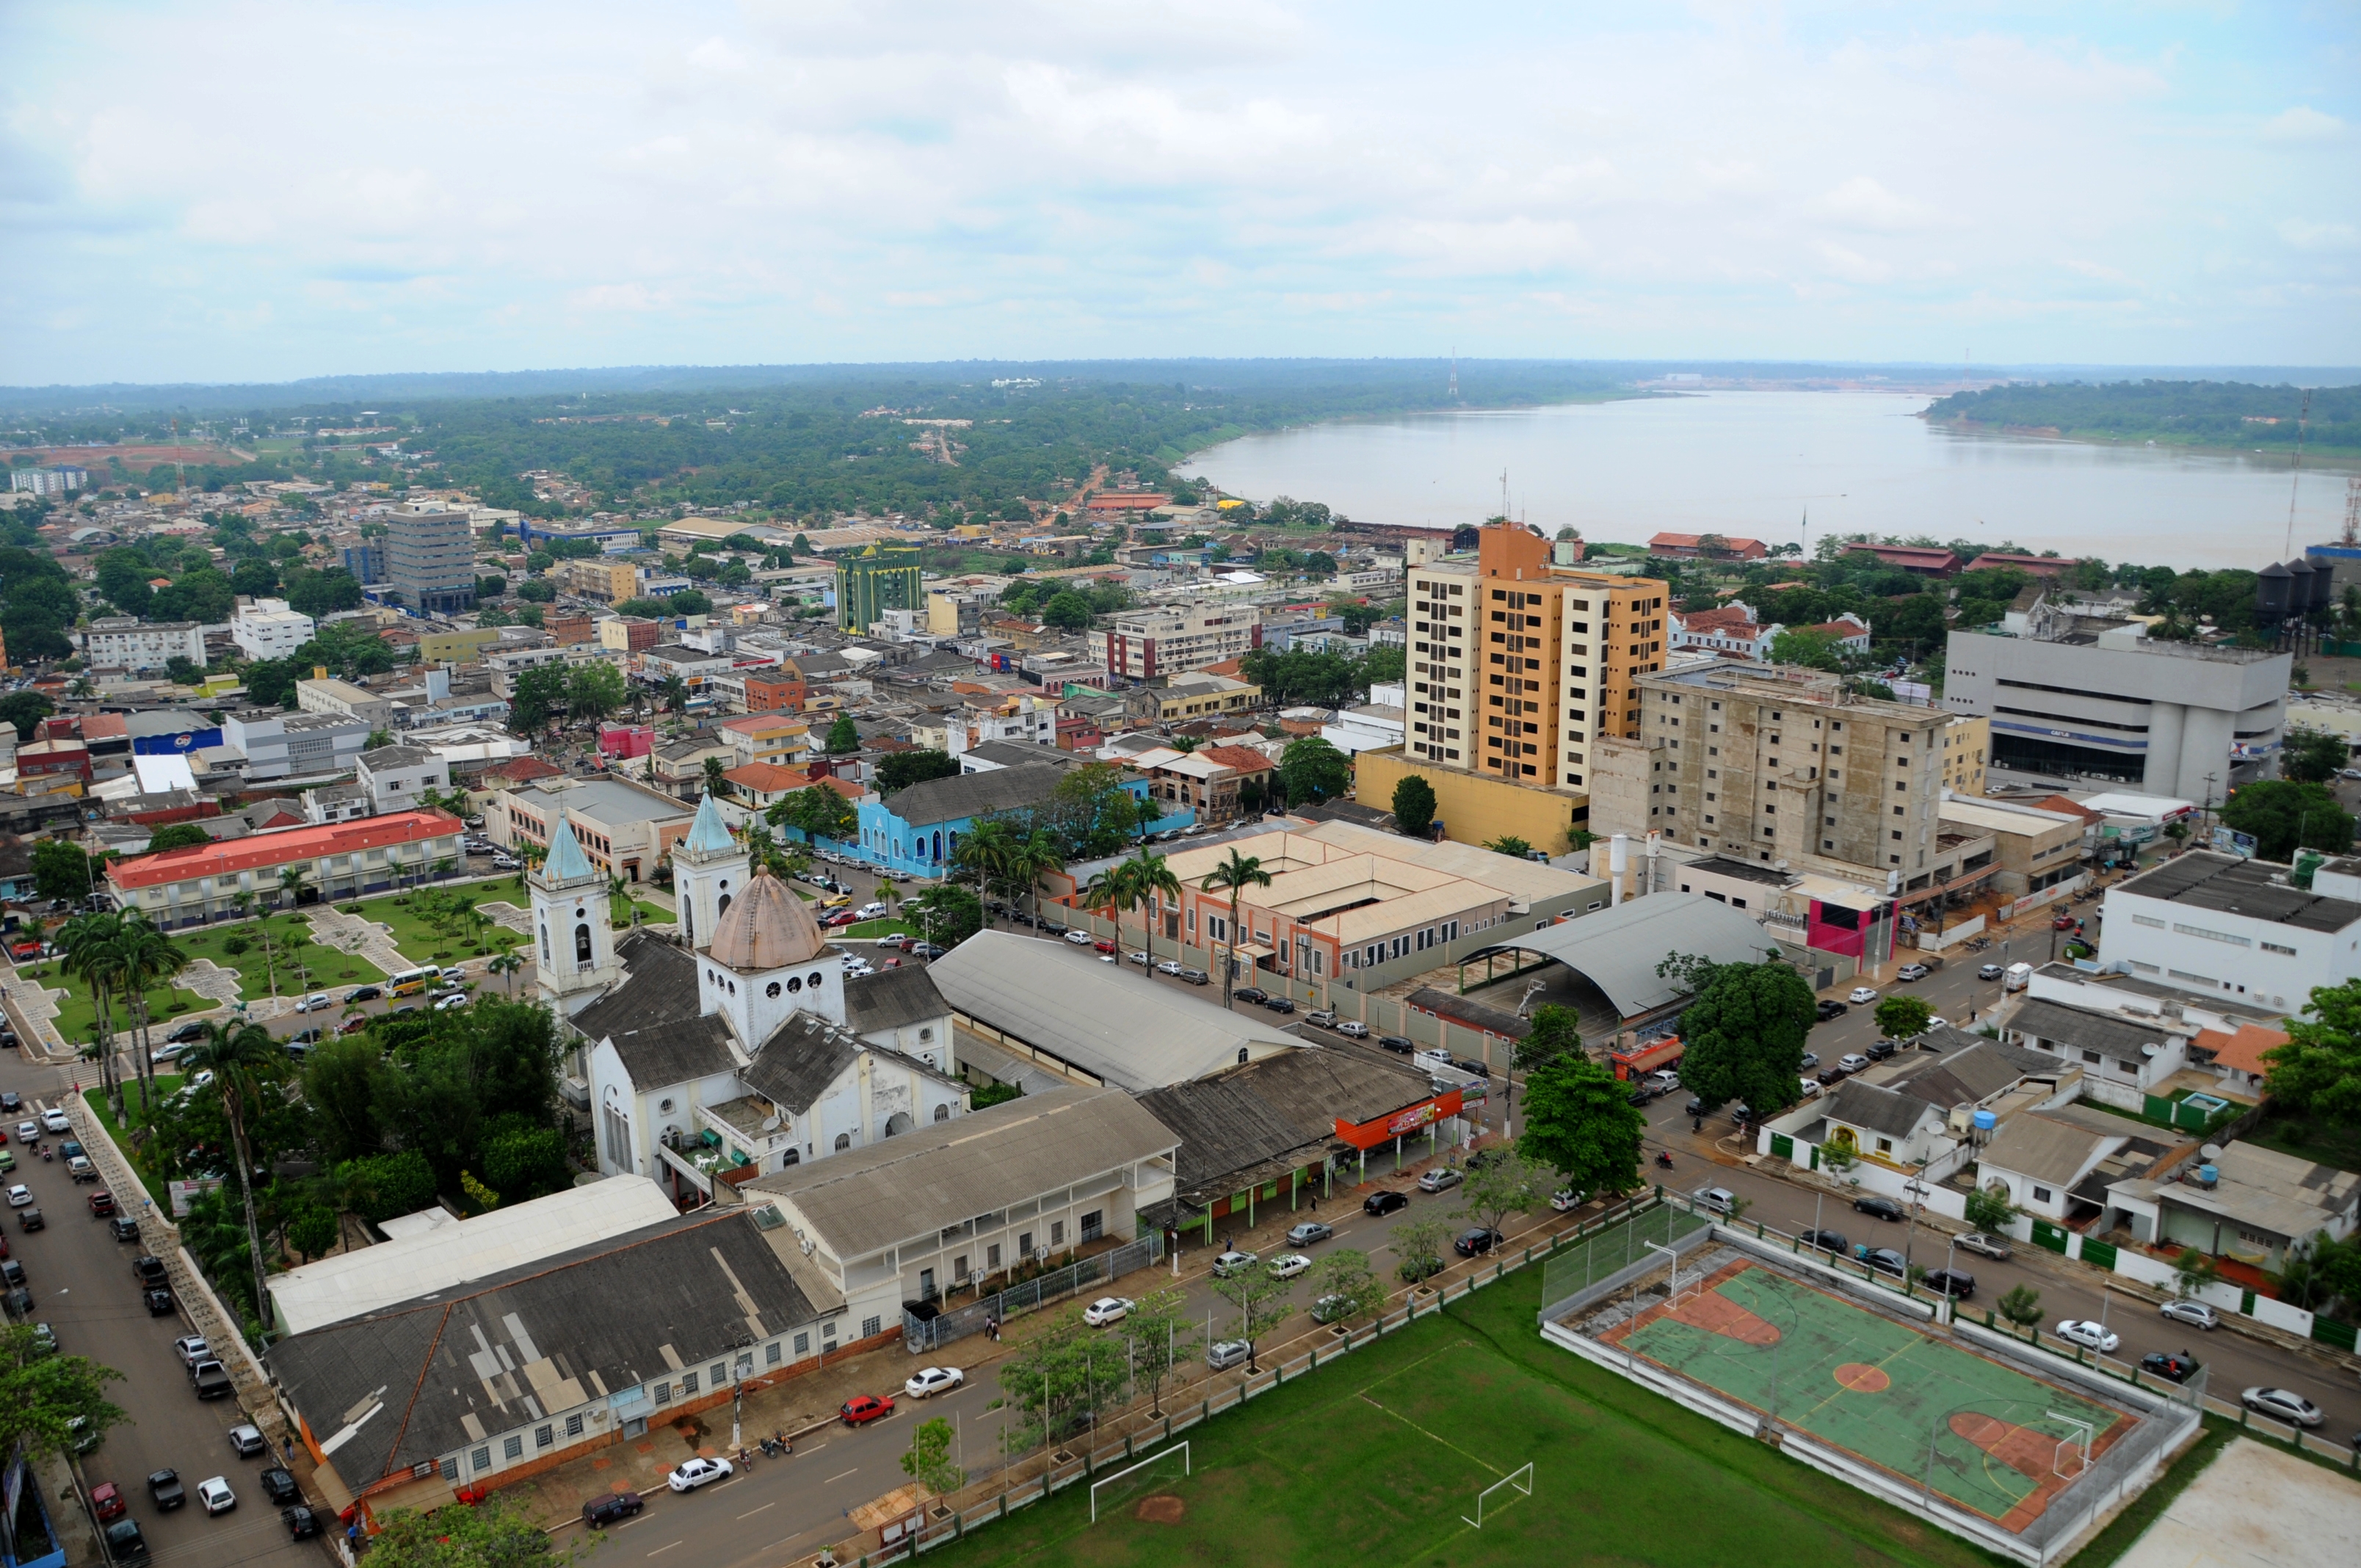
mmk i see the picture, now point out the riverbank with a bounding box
[1924,415,2361,465]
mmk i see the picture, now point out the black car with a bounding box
[143,1287,175,1316]
[1453,1059,1491,1078]
[1234,987,1270,1006]
[1816,999,1849,1021]
[1857,1246,1907,1278]
[108,1216,141,1244]
[16,1209,40,1232]
[104,1520,149,1564]
[1263,996,1296,1015]
[1375,1035,1415,1055]
[148,1469,185,1510]
[581,1491,645,1528]
[1852,1195,1906,1222]
[162,1022,209,1045]
[1797,1228,1848,1255]
[1626,1084,1658,1108]
[258,1467,302,1506]
[283,1506,324,1541]
[1684,1095,1715,1117]
[0,1260,23,1289]
[1363,1190,1410,1216]
[1817,1065,1849,1084]
[1921,1269,1976,1299]
[1865,1039,1898,1061]
[0,1093,16,1114]
[1452,1227,1504,1257]
[1,1287,29,1321]
[2139,1351,2199,1384]
[344,986,382,1003]
[133,1255,168,1286]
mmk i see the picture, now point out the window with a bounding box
[1051,1219,1066,1246]
[1081,1210,1103,1241]
[2173,922,2251,947]
[442,1458,460,1481]
[1875,1138,1892,1155]
[472,1447,492,1473]
[2032,1186,2053,1203]
[504,1434,524,1461]
[711,1362,727,1386]
[653,1382,672,1405]
[834,1132,852,1151]
[535,1425,554,1450]
[574,923,592,963]
[988,1243,1002,1269]
[566,1412,585,1437]
[794,1332,810,1356]
[862,1315,882,1338]
[2263,941,2296,956]
[2131,914,2165,929]
[682,1371,700,1395]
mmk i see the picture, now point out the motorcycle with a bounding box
[1653,1150,1675,1171]
[760,1434,791,1458]
[39,1146,51,1162]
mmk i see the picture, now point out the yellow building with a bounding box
[416,627,507,665]
[1146,672,1261,721]
[1352,747,1589,857]
[1942,714,1989,797]
[1405,521,1670,794]
[554,557,639,603]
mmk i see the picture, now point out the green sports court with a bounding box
[1600,1257,2136,1531]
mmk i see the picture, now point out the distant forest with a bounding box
[7,363,1644,522]
[1923,380,2361,455]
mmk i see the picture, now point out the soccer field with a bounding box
[926,1281,2004,1568]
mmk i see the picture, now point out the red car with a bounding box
[2053,914,2075,930]
[87,1190,115,1216]
[90,1481,126,1522]
[819,910,860,929]
[1093,938,1119,955]
[840,1394,895,1426]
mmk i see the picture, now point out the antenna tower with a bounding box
[2343,476,2360,548]
[2284,388,2312,556]
[1448,349,1458,402]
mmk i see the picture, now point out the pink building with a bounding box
[599,723,654,761]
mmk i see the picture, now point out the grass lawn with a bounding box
[336,891,524,967]
[79,1075,186,1206]
[846,918,920,940]
[175,915,388,1000]
[929,1280,2003,1568]
[32,972,214,1044]
[612,896,673,927]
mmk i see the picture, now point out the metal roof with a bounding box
[2117,851,2361,934]
[1463,893,1779,1019]
[927,929,1299,1090]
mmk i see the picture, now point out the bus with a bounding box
[388,966,439,998]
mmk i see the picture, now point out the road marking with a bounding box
[736,1502,774,1520]
[824,1467,859,1484]
[647,1542,682,1557]
[616,1516,648,1530]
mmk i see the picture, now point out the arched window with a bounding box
[833,1132,852,1152]
[933,1103,950,1122]
[539,923,551,962]
[932,830,943,862]
[884,1111,914,1138]
[780,1147,800,1166]
[728,979,737,995]
[718,893,733,919]
[766,981,782,998]
[575,923,592,963]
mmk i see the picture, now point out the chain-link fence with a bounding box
[1537,1199,1711,1324]
[904,1235,1163,1353]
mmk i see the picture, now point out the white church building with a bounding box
[544,792,968,1207]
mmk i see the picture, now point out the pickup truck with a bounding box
[189,1360,236,1401]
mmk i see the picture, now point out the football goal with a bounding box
[1462,1462,1534,1529]
[1089,1442,1192,1523]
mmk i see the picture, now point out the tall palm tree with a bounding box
[1125,849,1183,971]
[1080,860,1137,942]
[703,755,733,799]
[487,950,524,997]
[58,911,127,1117]
[111,915,186,1114]
[1199,849,1272,1009]
[1004,827,1067,928]
[951,819,1018,926]
[179,1020,286,1327]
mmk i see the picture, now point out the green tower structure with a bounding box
[835,542,923,634]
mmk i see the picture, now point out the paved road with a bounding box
[0,1055,324,1568]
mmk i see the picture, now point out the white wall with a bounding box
[2101,884,2361,1010]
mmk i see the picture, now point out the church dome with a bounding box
[707,867,827,972]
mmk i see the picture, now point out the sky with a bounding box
[1,1,2356,386]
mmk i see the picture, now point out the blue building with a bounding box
[125,708,224,755]
[341,542,385,584]
[835,760,1184,879]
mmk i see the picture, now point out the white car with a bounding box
[1847,987,1879,1005]
[854,902,888,921]
[196,1476,236,1515]
[1266,1253,1311,1280]
[173,1335,211,1368]
[1798,1078,1823,1099]
[295,992,331,1013]
[2053,1318,2119,1354]
[12,1122,36,1143]
[1127,951,1150,967]
[1896,963,1931,982]
[4,1186,28,1208]
[2158,1298,2219,1330]
[1081,1296,1134,1327]
[1063,929,1095,946]
[1210,1250,1259,1277]
[2239,1387,2324,1427]
[904,1366,965,1399]
[1337,1020,1369,1038]
[39,1108,68,1135]
[1156,959,1184,976]
[1549,1188,1584,1212]
[150,1042,191,1065]
[439,966,467,982]
[666,1456,733,1492]
[432,994,468,1012]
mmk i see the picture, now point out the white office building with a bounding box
[231,597,317,661]
[84,617,208,672]
[2098,851,2361,1012]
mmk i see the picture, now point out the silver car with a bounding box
[1206,1340,1250,1371]
[1416,1167,1462,1194]
[1955,1231,2013,1261]
[2158,1298,2218,1330]
[2240,1387,2323,1427]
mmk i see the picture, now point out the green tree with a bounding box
[2265,979,2361,1121]
[145,822,211,854]
[899,1415,965,1498]
[509,664,569,733]
[1390,1217,1448,1284]
[703,755,733,799]
[1208,1256,1296,1373]
[1511,1003,1586,1072]
[516,576,556,602]
[1308,1248,1387,1324]
[1995,1284,2042,1330]
[1769,626,1854,671]
[32,837,100,902]
[1962,1182,2017,1235]
[1115,1286,1197,1415]
[178,1020,289,1326]
[338,1150,438,1224]
[2280,729,2349,785]
[993,1306,1128,1452]
[1199,847,1272,1009]
[1873,994,1934,1041]
[566,661,628,725]
[876,749,960,792]
[1277,736,1350,804]
[0,691,56,738]
[906,883,984,948]
[2221,779,2353,861]
[287,1205,339,1262]
[1671,954,1814,1118]
[1517,1053,1644,1199]
[824,711,860,753]
[1390,773,1437,838]
[2172,1246,2219,1301]
[769,783,859,843]
[1040,590,1095,630]
[367,1492,589,1568]
[1457,1148,1538,1238]
[0,1323,127,1462]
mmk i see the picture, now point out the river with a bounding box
[1190,391,2361,571]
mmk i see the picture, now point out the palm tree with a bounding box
[660,673,688,714]
[1125,849,1182,970]
[112,915,186,1114]
[488,950,525,997]
[57,912,126,1117]
[951,819,1018,926]
[703,754,733,799]
[178,1021,286,1327]
[1199,849,1272,1009]
[1004,827,1067,929]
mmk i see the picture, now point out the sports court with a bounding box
[1598,1258,2137,1531]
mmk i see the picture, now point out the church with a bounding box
[540,791,968,1205]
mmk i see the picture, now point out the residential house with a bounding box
[355,744,452,816]
[2133,1141,2360,1270]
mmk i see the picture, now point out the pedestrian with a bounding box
[283,1436,296,1463]
[1310,1193,1319,1213]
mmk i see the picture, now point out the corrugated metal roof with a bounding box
[928,929,1297,1090]
[1464,893,1777,1019]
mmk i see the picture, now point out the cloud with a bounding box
[2260,106,2346,143]
[2278,219,2359,253]
[1814,176,1950,234]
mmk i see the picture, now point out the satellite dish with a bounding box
[761,1114,783,1132]
[2200,1143,2223,1161]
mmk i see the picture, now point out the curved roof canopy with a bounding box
[1465,894,1780,1019]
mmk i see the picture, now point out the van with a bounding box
[2003,962,2033,992]
[1413,1048,1451,1069]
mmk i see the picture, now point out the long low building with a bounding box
[106,808,465,926]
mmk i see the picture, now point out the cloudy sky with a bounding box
[2,1,2354,385]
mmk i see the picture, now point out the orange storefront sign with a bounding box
[1333,1089,1462,1150]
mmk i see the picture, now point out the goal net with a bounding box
[1462,1462,1534,1529]
[1089,1442,1192,1524]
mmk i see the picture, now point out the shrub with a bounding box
[222,936,250,957]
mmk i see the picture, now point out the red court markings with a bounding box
[1599,1257,1780,1347]
[1832,1362,1890,1392]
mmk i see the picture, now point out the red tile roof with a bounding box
[722,762,808,794]
[1200,744,1275,773]
[1675,606,1758,635]
[106,810,460,890]
[484,757,565,785]
[2193,1023,2287,1078]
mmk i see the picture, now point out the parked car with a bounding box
[144,1286,174,1315]
[1337,1019,1370,1038]
[1363,1190,1410,1216]
[1846,986,1879,1004]
[1838,1053,1871,1072]
[1263,996,1296,1015]
[1453,1227,1504,1257]
[1062,929,1095,946]
[295,992,332,1013]
[191,1360,236,1400]
[1233,986,1269,1004]
[1376,1034,1414,1054]
[433,994,468,1012]
[1856,1246,1907,1278]
[1921,1269,1976,1299]
[2158,1298,2219,1330]
[1416,1167,1462,1194]
[1267,1253,1311,1280]
[1954,1231,2013,1260]
[1798,1228,1848,1255]
[258,1467,302,1506]
[227,1423,266,1457]
[1285,1221,1333,1246]
[1815,999,1848,1021]
[1155,959,1184,976]
[1211,1251,1259,1278]
[173,1335,209,1368]
[90,1481,126,1522]
[1798,1051,1819,1070]
[1549,1188,1586,1213]
[103,1520,148,1564]
[1797,1078,1823,1100]
[1896,963,1930,982]
[1693,1187,1737,1216]
[1868,1039,1902,1062]
[108,1216,141,1244]
[2139,1352,2198,1384]
[1178,968,1211,985]
[41,1108,68,1135]
[1206,1340,1251,1371]
[65,1156,95,1183]
[87,1189,114,1216]
[1081,1296,1135,1326]
[134,1255,168,1287]
[838,1395,895,1426]
[581,1492,645,1527]
[1305,1009,1338,1028]
[2053,1319,2120,1354]
[904,1366,964,1399]
[1977,963,2005,981]
[163,1020,210,1044]
[148,1469,185,1510]
[344,986,382,1003]
[2239,1387,2324,1427]
[283,1506,325,1540]
[666,1456,734,1491]
[195,1476,236,1515]
[1852,1195,1905,1222]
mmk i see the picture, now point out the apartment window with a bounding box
[862,1315,882,1338]
[794,1332,811,1356]
[2032,1186,2053,1204]
[766,1342,783,1365]
[653,1382,672,1404]
[472,1447,492,1473]
[682,1371,700,1395]
[711,1362,727,1387]
[535,1425,555,1450]
[2263,941,2296,956]
[442,1458,460,1481]
[504,1435,524,1461]
[2082,1050,2101,1064]
[566,1412,585,1437]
